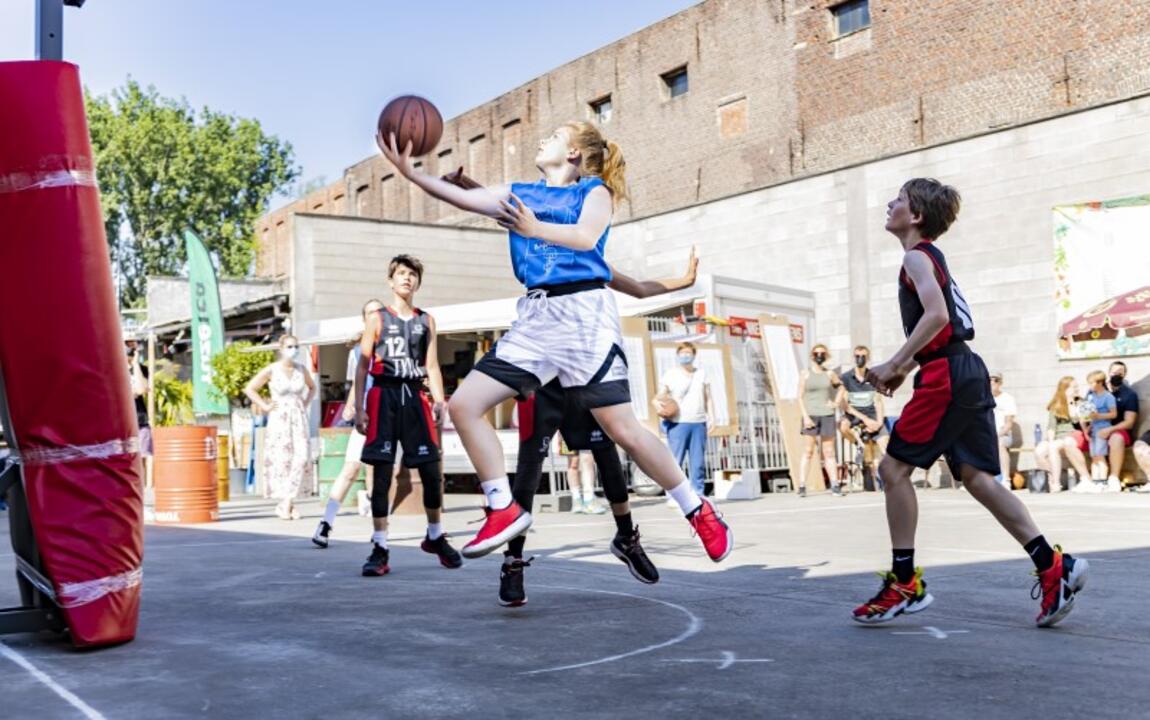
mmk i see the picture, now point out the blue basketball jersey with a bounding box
[507,176,613,288]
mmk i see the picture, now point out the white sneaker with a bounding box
[1107,477,1122,493]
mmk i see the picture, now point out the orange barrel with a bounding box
[153,426,220,523]
[217,432,231,503]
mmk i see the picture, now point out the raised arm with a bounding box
[608,246,698,299]
[379,133,511,218]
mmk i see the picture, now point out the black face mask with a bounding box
[1110,374,1124,388]
[855,355,867,368]
[813,353,827,365]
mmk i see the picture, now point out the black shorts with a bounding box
[518,380,614,457]
[886,349,999,477]
[361,381,440,467]
[475,348,632,411]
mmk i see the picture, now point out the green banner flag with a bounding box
[185,230,229,414]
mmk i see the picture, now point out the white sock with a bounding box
[427,522,443,540]
[583,490,597,502]
[668,482,702,517]
[371,530,388,548]
[480,476,513,510]
[323,498,340,525]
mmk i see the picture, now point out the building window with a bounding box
[590,95,613,124]
[662,67,688,99]
[832,0,870,37]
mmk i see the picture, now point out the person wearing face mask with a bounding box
[1101,361,1139,492]
[655,342,713,500]
[245,334,316,520]
[798,343,843,497]
[837,345,887,487]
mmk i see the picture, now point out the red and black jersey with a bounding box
[371,307,431,382]
[898,241,975,362]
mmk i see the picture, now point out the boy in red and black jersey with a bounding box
[853,179,1088,628]
[353,255,462,576]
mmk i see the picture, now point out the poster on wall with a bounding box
[1053,197,1150,359]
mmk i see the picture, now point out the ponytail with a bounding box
[600,140,628,206]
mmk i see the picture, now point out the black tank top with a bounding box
[898,242,975,362]
[371,307,430,382]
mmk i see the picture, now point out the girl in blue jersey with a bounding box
[378,122,732,564]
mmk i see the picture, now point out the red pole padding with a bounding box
[0,62,143,647]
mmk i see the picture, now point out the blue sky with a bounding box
[0,0,699,191]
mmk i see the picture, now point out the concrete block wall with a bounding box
[610,96,1150,435]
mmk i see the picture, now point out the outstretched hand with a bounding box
[496,193,540,237]
[683,245,699,285]
[376,131,417,179]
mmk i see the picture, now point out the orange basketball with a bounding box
[377,95,443,158]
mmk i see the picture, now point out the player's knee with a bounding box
[1108,434,1126,450]
[446,395,473,425]
[878,456,910,485]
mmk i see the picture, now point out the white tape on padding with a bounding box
[57,567,143,609]
[19,437,139,466]
[0,168,97,194]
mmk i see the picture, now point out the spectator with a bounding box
[655,342,713,499]
[1102,361,1139,491]
[1076,370,1117,492]
[798,343,842,497]
[989,371,1020,488]
[126,337,152,483]
[565,448,606,514]
[836,345,887,486]
[1034,376,1091,492]
[245,335,316,519]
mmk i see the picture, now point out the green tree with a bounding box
[86,80,300,305]
[210,342,275,408]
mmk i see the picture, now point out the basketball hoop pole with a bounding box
[36,0,86,61]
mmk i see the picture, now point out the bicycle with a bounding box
[841,423,883,493]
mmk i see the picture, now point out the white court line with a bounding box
[413,579,702,676]
[0,642,106,720]
[518,584,702,676]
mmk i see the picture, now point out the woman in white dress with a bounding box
[245,335,315,519]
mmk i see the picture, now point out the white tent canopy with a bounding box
[295,275,713,346]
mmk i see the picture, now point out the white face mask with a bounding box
[281,347,299,360]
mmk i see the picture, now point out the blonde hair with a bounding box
[278,334,299,348]
[1047,376,1074,418]
[563,121,627,206]
[1087,370,1107,387]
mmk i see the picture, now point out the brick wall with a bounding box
[255,0,1150,278]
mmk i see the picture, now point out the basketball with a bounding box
[377,95,443,158]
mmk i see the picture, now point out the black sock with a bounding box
[891,548,915,584]
[1024,535,1055,572]
[507,535,526,559]
[613,512,634,538]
